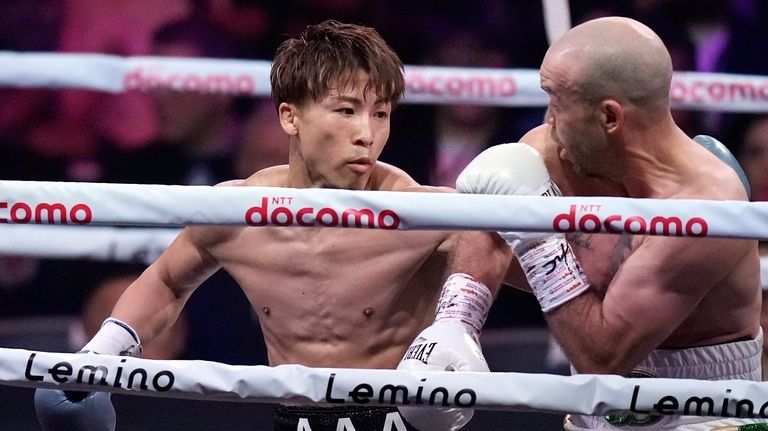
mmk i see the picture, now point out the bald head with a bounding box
[543,17,673,113]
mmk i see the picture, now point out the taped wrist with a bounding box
[434,273,492,335]
[82,317,143,357]
[517,235,590,312]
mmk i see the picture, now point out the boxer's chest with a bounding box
[214,227,445,285]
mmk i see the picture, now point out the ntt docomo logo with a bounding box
[554,204,708,237]
[245,197,400,229]
[0,202,92,224]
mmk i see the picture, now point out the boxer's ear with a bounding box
[278,103,298,136]
[601,99,623,135]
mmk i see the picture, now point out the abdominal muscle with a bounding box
[210,226,449,368]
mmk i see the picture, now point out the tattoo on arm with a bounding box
[568,233,593,251]
[568,233,637,284]
[609,235,635,274]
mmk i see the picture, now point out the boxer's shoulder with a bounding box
[370,161,421,191]
[242,165,290,187]
[518,123,550,154]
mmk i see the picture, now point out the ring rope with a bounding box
[4,347,768,419]
[1,180,767,239]
[542,0,571,45]
[3,225,768,290]
[0,225,178,264]
[1,51,768,112]
[1,229,767,288]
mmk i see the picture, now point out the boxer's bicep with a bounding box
[602,237,730,357]
[112,227,221,342]
[153,227,222,295]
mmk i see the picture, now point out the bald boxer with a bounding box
[459,17,763,430]
[34,20,511,431]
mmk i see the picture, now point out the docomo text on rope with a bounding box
[1,181,768,239]
[3,52,768,112]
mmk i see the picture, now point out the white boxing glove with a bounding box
[397,273,491,431]
[456,143,590,312]
[34,318,142,431]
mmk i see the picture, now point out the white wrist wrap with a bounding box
[434,273,493,335]
[518,236,590,313]
[82,318,143,357]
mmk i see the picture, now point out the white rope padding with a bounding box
[1,180,768,239]
[0,225,178,264]
[3,229,768,291]
[2,52,768,112]
[542,0,571,45]
[762,255,768,291]
[4,347,768,418]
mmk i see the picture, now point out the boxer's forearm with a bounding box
[450,231,511,297]
[109,266,190,347]
[107,227,220,348]
[410,183,511,294]
[543,291,654,375]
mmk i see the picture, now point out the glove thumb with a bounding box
[34,388,116,431]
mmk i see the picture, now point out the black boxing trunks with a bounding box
[274,405,419,431]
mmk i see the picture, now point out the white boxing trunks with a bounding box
[565,329,766,430]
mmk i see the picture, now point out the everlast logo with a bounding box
[402,342,437,365]
[553,205,708,237]
[245,197,400,229]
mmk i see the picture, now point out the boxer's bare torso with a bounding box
[512,124,760,349]
[108,68,499,372]
[180,163,454,368]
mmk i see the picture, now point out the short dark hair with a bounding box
[270,20,405,109]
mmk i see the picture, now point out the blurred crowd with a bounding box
[1,0,768,365]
